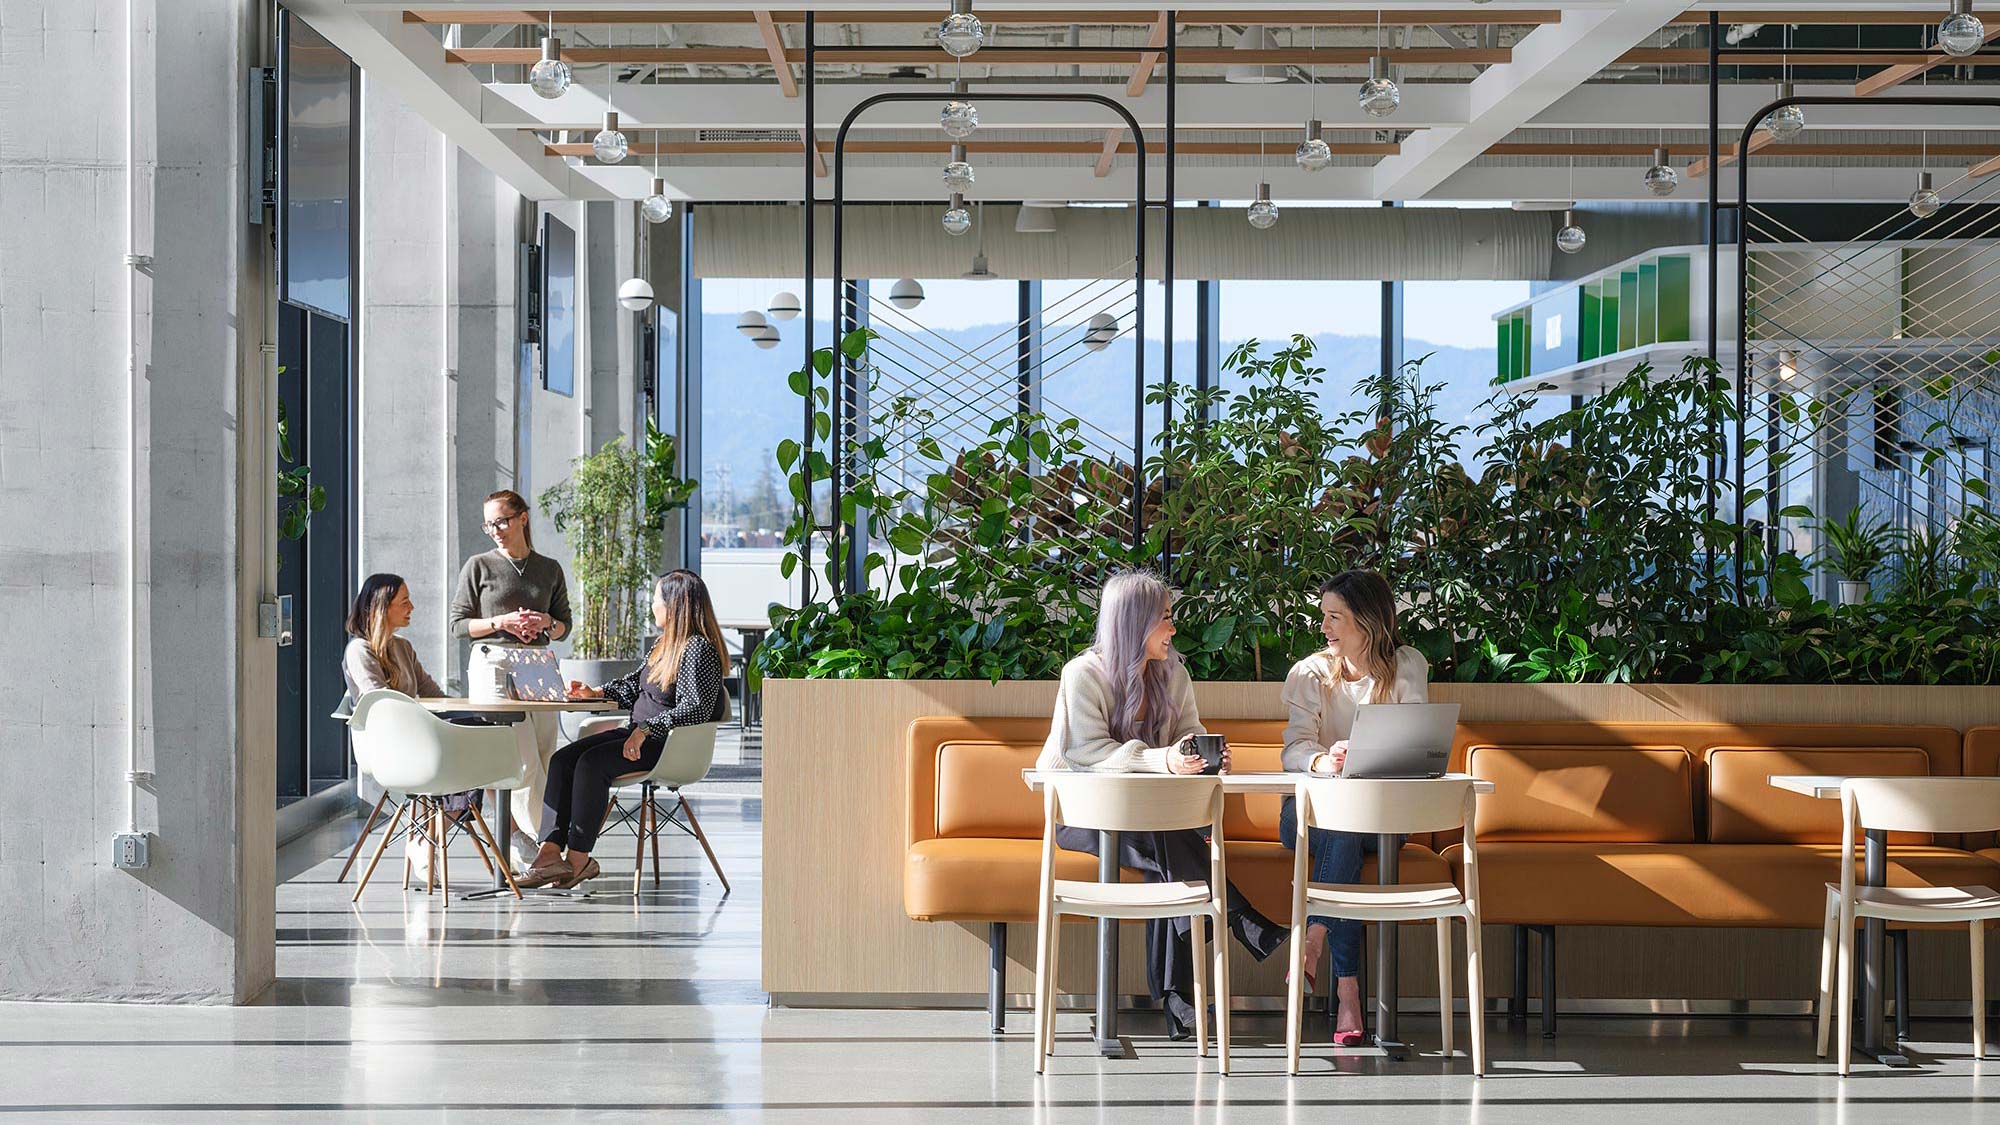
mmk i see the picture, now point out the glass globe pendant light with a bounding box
[1767,82,1806,142]
[1910,171,1943,218]
[1555,209,1587,255]
[641,178,673,224]
[937,0,986,58]
[1359,56,1401,118]
[1247,183,1279,230]
[1294,30,1332,171]
[940,101,979,139]
[529,33,572,99]
[942,149,975,194]
[942,192,972,236]
[1643,146,1679,197]
[1941,0,1987,57]
[592,111,628,164]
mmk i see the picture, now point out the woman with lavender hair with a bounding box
[1036,570,1287,1039]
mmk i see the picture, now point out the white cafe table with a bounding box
[1022,769,1493,1058]
[1767,774,1911,1068]
[417,698,620,898]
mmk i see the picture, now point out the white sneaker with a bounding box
[510,829,540,869]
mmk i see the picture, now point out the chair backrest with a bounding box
[1048,775,1222,833]
[1296,776,1474,836]
[1844,776,2000,837]
[645,721,722,787]
[348,689,528,795]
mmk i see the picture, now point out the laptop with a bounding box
[474,644,570,702]
[1340,702,1461,779]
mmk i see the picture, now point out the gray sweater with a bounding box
[448,549,573,645]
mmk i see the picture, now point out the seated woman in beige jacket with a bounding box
[1037,570,1287,1039]
[1277,569,1430,1044]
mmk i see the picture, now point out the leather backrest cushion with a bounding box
[935,740,1049,839]
[1708,746,1934,844]
[1221,740,1287,842]
[1468,745,1696,842]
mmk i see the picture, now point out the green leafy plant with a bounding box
[276,393,326,545]
[540,434,693,660]
[1818,507,1899,585]
[643,419,697,526]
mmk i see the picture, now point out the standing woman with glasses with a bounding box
[450,488,574,866]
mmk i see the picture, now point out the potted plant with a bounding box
[540,423,695,687]
[1818,507,1898,605]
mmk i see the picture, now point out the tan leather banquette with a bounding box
[904,716,1450,925]
[907,717,2000,933]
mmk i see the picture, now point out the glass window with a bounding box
[864,277,1028,493]
[1040,279,1194,466]
[1402,280,1547,467]
[281,14,354,320]
[1217,280,1381,423]
[541,214,576,396]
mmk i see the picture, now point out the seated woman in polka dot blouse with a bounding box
[520,569,731,889]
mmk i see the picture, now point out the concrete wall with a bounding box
[0,0,274,1002]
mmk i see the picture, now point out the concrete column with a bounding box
[0,0,275,1002]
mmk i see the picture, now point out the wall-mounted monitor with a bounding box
[541,214,576,396]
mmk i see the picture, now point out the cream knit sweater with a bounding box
[1036,650,1206,773]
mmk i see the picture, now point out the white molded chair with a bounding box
[1817,777,2000,1074]
[1033,775,1230,1074]
[1284,776,1486,1076]
[347,689,530,902]
[596,720,730,896]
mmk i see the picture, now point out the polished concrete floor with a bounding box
[2,777,1997,1122]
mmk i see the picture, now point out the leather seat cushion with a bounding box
[1707,746,1936,845]
[904,837,1448,925]
[1445,841,2000,928]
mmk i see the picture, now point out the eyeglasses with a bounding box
[482,515,519,534]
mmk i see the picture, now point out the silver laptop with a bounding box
[1341,703,1461,779]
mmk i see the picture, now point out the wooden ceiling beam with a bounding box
[1127,12,1170,99]
[753,11,799,98]
[1671,10,1989,25]
[1857,26,2000,96]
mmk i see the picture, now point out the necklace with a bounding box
[498,549,531,578]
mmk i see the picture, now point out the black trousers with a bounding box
[539,726,662,853]
[1054,824,1282,1004]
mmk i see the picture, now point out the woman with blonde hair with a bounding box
[523,570,729,889]
[1038,570,1287,1038]
[1278,568,1430,1044]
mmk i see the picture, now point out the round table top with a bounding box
[419,697,621,713]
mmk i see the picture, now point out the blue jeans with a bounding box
[1278,796,1381,980]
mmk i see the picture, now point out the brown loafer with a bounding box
[555,857,600,889]
[516,862,571,889]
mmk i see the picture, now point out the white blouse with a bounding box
[1279,645,1430,772]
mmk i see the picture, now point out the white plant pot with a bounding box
[1837,579,1870,606]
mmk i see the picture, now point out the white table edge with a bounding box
[1022,769,1493,794]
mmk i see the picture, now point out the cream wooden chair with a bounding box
[1284,776,1486,1076]
[347,689,529,902]
[1817,776,2000,1074]
[1033,775,1230,1074]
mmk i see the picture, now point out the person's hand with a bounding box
[1218,742,1233,775]
[495,610,534,641]
[519,609,552,639]
[1314,740,1350,776]
[1167,734,1205,776]
[566,680,602,700]
[622,727,648,761]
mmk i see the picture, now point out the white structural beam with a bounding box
[1372,0,1696,200]
[284,0,612,201]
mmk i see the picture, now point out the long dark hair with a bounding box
[1320,569,1401,704]
[485,488,534,550]
[346,573,420,694]
[645,569,731,689]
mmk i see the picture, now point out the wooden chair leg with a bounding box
[1974,918,1988,1060]
[337,793,391,883]
[1190,912,1209,1058]
[436,803,450,903]
[1836,904,1856,1076]
[1437,916,1455,1059]
[1043,913,1063,1061]
[678,792,731,893]
[351,802,407,903]
[1215,908,1232,1075]
[466,808,524,899]
[456,809,496,877]
[1033,900,1055,1071]
[632,794,648,897]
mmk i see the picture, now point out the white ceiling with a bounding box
[283,2,2000,204]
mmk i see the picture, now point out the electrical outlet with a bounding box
[112,833,150,870]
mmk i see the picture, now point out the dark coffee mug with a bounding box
[1193,733,1226,775]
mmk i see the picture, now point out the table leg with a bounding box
[1374,832,1408,1060]
[1095,828,1121,1057]
[1859,828,1912,1067]
[492,787,512,891]
[740,630,764,728]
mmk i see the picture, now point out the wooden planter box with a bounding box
[762,680,2000,1009]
